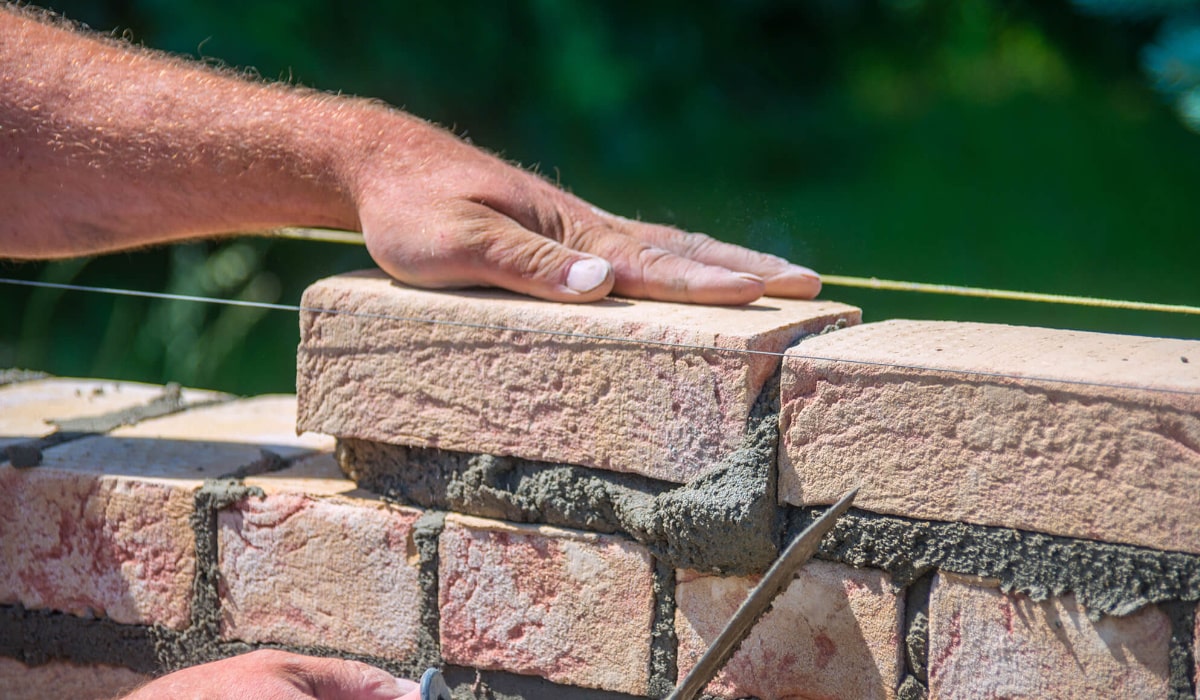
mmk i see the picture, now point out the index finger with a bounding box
[604,217,822,299]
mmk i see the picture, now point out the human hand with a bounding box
[120,649,420,700]
[351,114,821,306]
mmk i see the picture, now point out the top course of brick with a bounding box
[780,320,1200,554]
[297,270,860,483]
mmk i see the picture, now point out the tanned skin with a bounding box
[2,5,822,697]
[0,5,821,305]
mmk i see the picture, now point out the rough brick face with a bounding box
[0,466,196,628]
[438,514,656,695]
[675,560,904,700]
[779,319,1200,553]
[0,394,335,630]
[217,491,425,659]
[0,658,149,700]
[928,574,1170,699]
[297,270,858,482]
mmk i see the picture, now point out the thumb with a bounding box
[450,207,616,302]
[306,657,419,700]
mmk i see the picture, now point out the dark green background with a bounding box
[3,0,1197,395]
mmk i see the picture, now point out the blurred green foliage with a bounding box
[2,0,1197,394]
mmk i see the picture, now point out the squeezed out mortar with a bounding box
[790,508,1200,618]
[340,368,786,577]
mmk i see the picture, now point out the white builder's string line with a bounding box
[274,228,1200,317]
[2,277,1197,398]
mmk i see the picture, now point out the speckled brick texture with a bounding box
[928,574,1171,699]
[0,658,149,700]
[0,465,197,628]
[675,560,904,700]
[0,389,336,630]
[780,319,1200,553]
[217,489,425,659]
[438,514,656,695]
[296,270,859,482]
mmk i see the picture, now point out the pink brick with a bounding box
[438,514,656,695]
[0,658,149,700]
[675,560,903,700]
[0,378,223,452]
[780,320,1200,553]
[218,490,425,659]
[297,270,858,482]
[928,574,1170,699]
[0,395,330,629]
[0,465,196,628]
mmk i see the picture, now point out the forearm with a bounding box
[0,6,406,257]
[0,5,821,303]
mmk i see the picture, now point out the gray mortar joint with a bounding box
[1,381,233,468]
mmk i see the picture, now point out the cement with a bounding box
[50,383,209,434]
[2,382,232,469]
[903,575,931,684]
[341,441,780,576]
[0,605,157,673]
[220,448,287,480]
[1166,601,1197,700]
[896,675,928,700]
[150,479,267,672]
[341,369,786,577]
[790,508,1200,618]
[647,560,678,699]
[412,511,447,671]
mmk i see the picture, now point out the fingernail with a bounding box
[382,676,420,700]
[789,264,821,281]
[566,258,611,293]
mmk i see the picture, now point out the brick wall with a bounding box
[2,271,1198,699]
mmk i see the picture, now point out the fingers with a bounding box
[603,218,822,300]
[362,191,819,305]
[293,654,419,700]
[585,232,768,305]
[365,202,615,303]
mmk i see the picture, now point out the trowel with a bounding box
[666,487,858,700]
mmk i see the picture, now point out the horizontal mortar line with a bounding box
[269,227,1200,316]
[3,277,1198,398]
[795,506,1200,599]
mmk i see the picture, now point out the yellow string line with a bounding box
[271,228,1200,317]
[821,275,1200,316]
[274,227,367,245]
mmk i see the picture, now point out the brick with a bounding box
[438,514,656,695]
[928,574,1171,699]
[217,488,425,659]
[675,560,904,700]
[113,395,334,460]
[243,452,354,496]
[297,270,859,482]
[0,464,197,628]
[0,378,223,453]
[0,657,149,700]
[779,320,1200,553]
[0,396,331,629]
